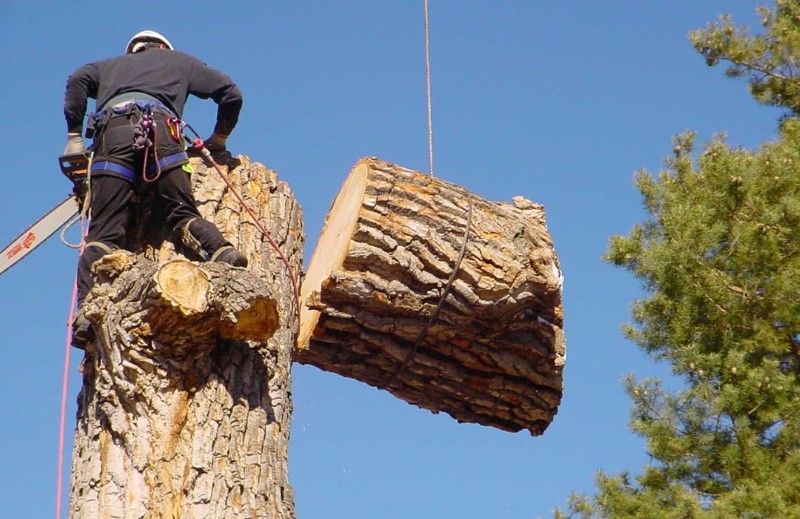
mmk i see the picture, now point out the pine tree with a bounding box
[556,3,800,517]
[690,0,800,117]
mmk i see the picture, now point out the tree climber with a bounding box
[62,29,247,348]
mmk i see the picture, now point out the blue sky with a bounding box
[0,2,782,518]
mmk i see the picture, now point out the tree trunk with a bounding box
[69,153,303,519]
[296,158,565,436]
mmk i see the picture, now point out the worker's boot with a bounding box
[211,245,248,267]
[72,307,95,350]
[181,219,247,267]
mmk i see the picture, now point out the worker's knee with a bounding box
[77,241,118,304]
[84,241,115,255]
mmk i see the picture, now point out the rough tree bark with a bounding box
[69,153,303,519]
[296,158,565,436]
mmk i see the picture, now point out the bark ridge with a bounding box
[69,153,302,519]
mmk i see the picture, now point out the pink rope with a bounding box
[56,219,87,519]
[55,277,78,519]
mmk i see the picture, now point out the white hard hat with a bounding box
[125,30,174,54]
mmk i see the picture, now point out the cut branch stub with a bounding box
[155,259,210,315]
[87,250,279,354]
[296,157,566,436]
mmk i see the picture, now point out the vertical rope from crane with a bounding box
[423,0,435,177]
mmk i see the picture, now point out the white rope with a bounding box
[423,0,435,177]
[60,153,93,249]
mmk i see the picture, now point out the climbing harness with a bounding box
[166,117,183,143]
[88,98,186,183]
[132,112,155,151]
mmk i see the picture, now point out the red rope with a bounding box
[55,278,78,519]
[56,217,88,518]
[191,138,301,327]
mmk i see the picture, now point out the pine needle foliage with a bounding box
[690,0,800,116]
[556,3,800,517]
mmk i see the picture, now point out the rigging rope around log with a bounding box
[384,1,469,385]
[183,122,301,327]
[384,2,475,385]
[383,187,473,388]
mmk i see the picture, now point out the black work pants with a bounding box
[77,169,230,304]
[77,103,232,304]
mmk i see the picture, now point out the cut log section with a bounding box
[296,157,565,436]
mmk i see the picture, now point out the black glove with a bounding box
[203,132,228,153]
